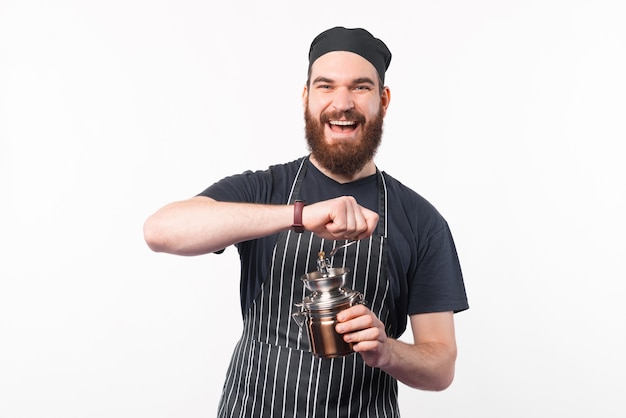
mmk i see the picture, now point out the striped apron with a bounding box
[217,158,400,417]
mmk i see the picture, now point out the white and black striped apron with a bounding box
[217,158,400,417]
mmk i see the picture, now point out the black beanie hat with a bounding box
[308,26,392,83]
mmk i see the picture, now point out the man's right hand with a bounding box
[301,196,378,241]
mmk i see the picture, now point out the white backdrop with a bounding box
[1,0,625,417]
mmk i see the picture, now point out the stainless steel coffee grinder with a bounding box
[292,248,365,358]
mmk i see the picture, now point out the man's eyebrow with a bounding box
[312,76,334,84]
[352,77,376,85]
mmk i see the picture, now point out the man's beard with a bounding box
[304,104,384,178]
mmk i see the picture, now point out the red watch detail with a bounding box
[292,200,305,233]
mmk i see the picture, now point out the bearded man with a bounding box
[144,26,469,417]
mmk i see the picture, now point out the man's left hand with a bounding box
[335,304,391,368]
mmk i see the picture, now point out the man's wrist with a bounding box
[292,200,305,233]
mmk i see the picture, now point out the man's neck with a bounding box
[308,155,377,184]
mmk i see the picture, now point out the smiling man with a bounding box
[144,26,469,417]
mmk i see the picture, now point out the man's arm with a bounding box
[336,308,458,391]
[143,195,379,256]
[143,196,293,255]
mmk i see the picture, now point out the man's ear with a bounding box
[381,86,391,114]
[301,85,309,108]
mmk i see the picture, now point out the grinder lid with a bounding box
[301,288,364,311]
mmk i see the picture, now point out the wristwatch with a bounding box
[292,200,305,233]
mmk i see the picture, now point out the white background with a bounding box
[1,0,625,417]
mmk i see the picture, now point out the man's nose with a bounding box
[331,88,354,111]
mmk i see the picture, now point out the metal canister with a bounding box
[292,254,366,358]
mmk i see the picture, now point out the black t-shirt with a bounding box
[199,156,468,337]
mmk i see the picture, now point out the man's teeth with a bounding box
[329,120,356,126]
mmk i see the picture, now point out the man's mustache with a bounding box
[320,110,366,125]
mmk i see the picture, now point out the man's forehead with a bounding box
[310,51,379,82]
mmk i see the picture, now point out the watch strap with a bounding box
[292,200,305,233]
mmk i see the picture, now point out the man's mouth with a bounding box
[328,120,358,133]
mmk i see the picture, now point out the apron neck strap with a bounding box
[289,155,387,238]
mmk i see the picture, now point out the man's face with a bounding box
[303,51,390,178]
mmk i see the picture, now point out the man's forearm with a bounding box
[144,197,293,256]
[381,338,457,391]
